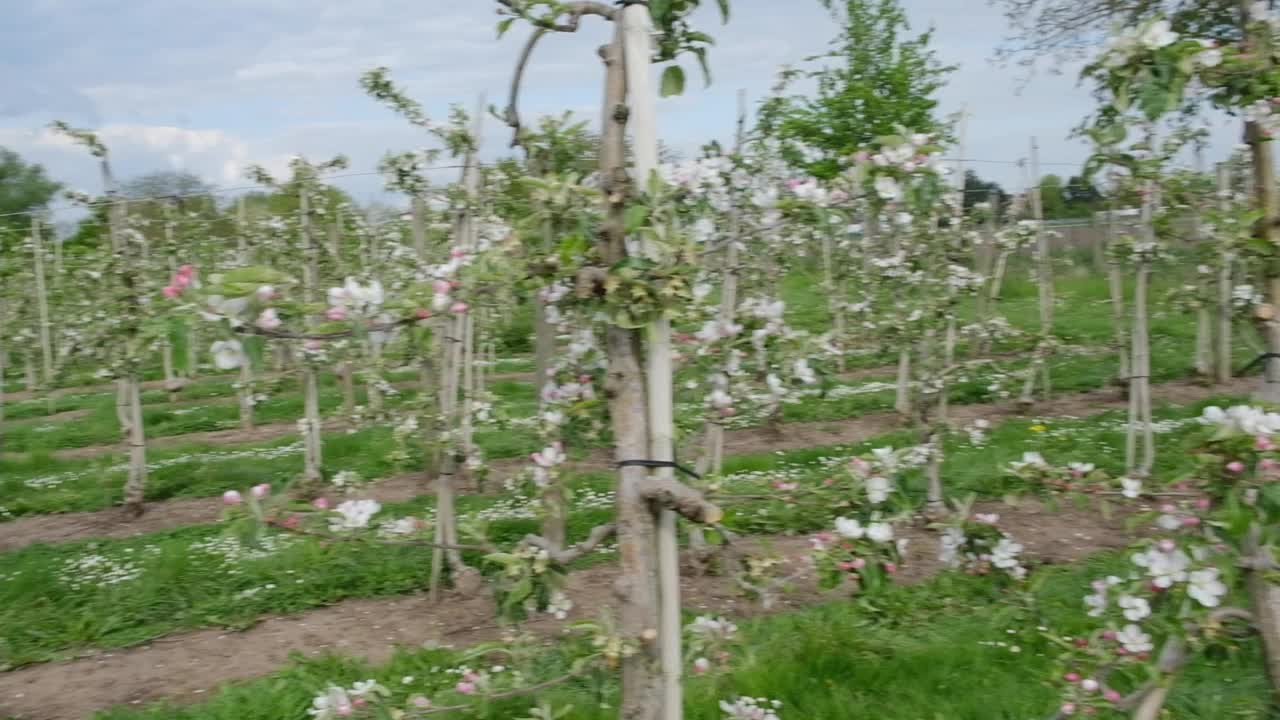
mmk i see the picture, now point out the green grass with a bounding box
[0,395,1245,667]
[90,549,1272,720]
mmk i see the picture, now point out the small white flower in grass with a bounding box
[866,522,894,544]
[1188,567,1228,607]
[1117,595,1151,621]
[1156,514,1181,531]
[308,686,353,720]
[1068,462,1095,475]
[1119,477,1143,499]
[329,499,381,531]
[834,517,864,539]
[1117,624,1153,654]
[1081,678,1100,692]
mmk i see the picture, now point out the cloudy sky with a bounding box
[1,0,1245,225]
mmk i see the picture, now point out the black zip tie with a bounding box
[1237,352,1280,377]
[617,459,702,480]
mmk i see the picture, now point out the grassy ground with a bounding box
[88,548,1271,720]
[0,396,1241,669]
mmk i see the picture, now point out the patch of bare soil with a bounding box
[0,500,1133,720]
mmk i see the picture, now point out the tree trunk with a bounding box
[1244,523,1280,700]
[1195,306,1212,377]
[894,349,911,417]
[1217,164,1235,385]
[120,376,148,517]
[301,365,324,488]
[31,217,55,414]
[600,26,663,720]
[238,360,255,431]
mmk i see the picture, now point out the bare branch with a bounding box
[504,28,550,145]
[523,522,618,563]
[265,518,491,552]
[640,477,723,524]
[233,317,418,341]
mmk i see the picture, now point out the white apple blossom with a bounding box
[1132,545,1190,588]
[1117,594,1151,621]
[1120,477,1143,499]
[1139,19,1178,49]
[866,522,895,544]
[210,340,246,370]
[834,517,865,539]
[308,686,354,720]
[939,527,966,567]
[865,476,891,504]
[255,308,282,331]
[1117,624,1154,654]
[873,175,902,201]
[1187,567,1228,607]
[329,499,382,531]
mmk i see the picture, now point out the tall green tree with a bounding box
[0,147,61,239]
[962,169,1010,219]
[757,0,955,179]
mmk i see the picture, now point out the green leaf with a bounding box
[693,46,712,87]
[716,0,730,22]
[497,17,515,38]
[660,65,686,98]
[624,205,650,234]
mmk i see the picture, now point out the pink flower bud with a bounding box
[162,285,180,298]
[718,407,736,417]
[1256,435,1275,451]
[1115,647,1128,655]
[1158,539,1176,553]
[455,681,476,695]
[1104,689,1122,703]
[1182,516,1201,526]
[312,497,330,510]
[450,248,466,259]
[1160,503,1177,514]
[282,515,300,529]
[692,657,711,674]
[884,562,898,575]
[851,557,866,570]
[449,279,462,289]
[304,339,323,351]
[1060,703,1076,716]
[433,280,451,294]
[251,483,270,499]
[838,561,855,571]
[173,274,192,290]
[325,306,348,321]
[336,705,353,717]
[411,695,431,708]
[416,308,432,320]
[222,490,242,505]
[178,264,194,277]
[1195,498,1211,510]
[353,698,367,708]
[1226,461,1246,473]
[1063,673,1081,683]
[450,301,469,314]
[1101,630,1116,641]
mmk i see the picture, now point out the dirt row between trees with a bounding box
[0,376,1254,555]
[0,498,1136,720]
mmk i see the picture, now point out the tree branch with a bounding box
[504,28,550,145]
[523,522,617,563]
[233,317,418,341]
[264,517,491,552]
[414,660,598,715]
[640,477,723,524]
